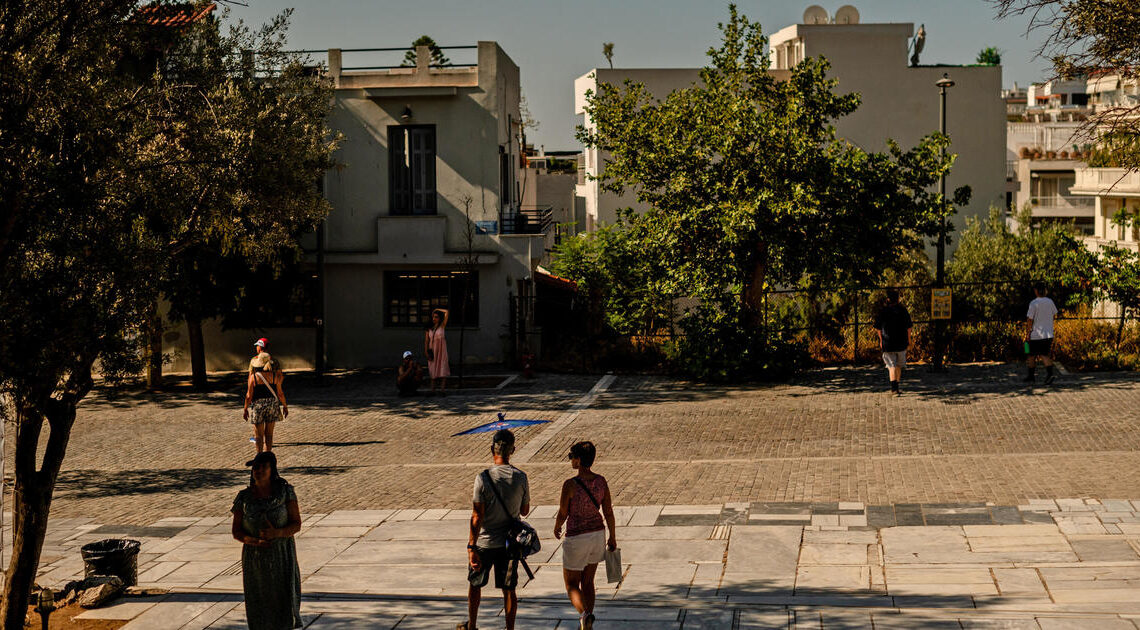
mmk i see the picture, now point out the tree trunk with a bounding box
[1117,307,1128,360]
[146,306,163,390]
[741,242,769,329]
[187,318,207,391]
[1,374,88,629]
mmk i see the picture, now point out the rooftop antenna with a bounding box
[909,24,926,67]
[803,5,829,24]
[834,5,860,24]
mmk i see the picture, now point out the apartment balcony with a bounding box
[501,205,553,235]
[1029,195,1095,217]
[1072,168,1140,197]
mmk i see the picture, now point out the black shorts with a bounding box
[467,546,519,590]
[1028,338,1053,356]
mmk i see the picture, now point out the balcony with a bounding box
[1029,195,1096,217]
[501,205,553,235]
[1072,168,1140,197]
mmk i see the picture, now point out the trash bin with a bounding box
[80,539,141,586]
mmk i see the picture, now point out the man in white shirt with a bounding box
[1025,283,1058,384]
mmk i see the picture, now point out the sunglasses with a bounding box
[567,452,580,460]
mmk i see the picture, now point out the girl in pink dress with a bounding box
[424,308,450,394]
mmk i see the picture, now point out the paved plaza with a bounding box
[13,363,1140,627]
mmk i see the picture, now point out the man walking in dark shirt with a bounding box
[874,289,913,396]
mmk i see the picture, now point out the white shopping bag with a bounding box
[604,547,622,583]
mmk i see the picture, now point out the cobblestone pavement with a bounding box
[25,500,1140,629]
[24,363,1140,523]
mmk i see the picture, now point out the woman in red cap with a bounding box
[244,338,287,452]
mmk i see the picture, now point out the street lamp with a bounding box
[934,72,954,371]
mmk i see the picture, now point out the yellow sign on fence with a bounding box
[931,288,952,320]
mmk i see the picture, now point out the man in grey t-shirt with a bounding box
[459,429,530,630]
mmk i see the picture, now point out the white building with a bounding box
[167,42,547,371]
[574,7,1005,252]
[1069,72,1140,253]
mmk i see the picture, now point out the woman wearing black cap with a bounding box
[231,451,302,629]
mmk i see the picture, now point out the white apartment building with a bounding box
[574,7,1005,252]
[1070,72,1140,253]
[1072,168,1140,252]
[1006,79,1095,234]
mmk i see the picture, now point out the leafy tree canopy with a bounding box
[132,7,339,387]
[947,206,1095,321]
[0,0,336,621]
[564,5,970,377]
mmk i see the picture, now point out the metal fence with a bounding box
[508,281,1139,372]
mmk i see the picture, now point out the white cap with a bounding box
[403,351,413,359]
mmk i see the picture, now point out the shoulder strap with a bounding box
[254,372,279,402]
[573,477,600,510]
[481,469,512,518]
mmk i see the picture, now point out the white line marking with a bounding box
[512,374,615,463]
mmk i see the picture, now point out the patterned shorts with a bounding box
[250,398,282,425]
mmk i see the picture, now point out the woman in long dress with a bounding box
[231,451,302,629]
[424,307,450,394]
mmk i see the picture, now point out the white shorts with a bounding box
[882,351,906,368]
[561,530,605,571]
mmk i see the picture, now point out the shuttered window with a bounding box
[389,125,437,215]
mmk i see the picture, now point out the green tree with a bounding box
[976,46,1002,65]
[0,1,336,620]
[403,35,450,66]
[0,1,151,623]
[993,0,1140,170]
[573,6,968,376]
[1091,244,1140,351]
[602,42,614,68]
[132,8,338,389]
[947,206,1095,321]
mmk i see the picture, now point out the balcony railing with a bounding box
[1073,168,1140,195]
[1031,196,1095,208]
[501,205,553,235]
[1029,195,1096,217]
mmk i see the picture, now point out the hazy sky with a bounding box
[220,0,1053,149]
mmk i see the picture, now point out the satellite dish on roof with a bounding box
[803,5,829,24]
[835,5,860,24]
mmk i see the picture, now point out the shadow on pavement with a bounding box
[786,362,1140,404]
[54,466,353,498]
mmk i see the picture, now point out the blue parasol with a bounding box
[451,412,550,436]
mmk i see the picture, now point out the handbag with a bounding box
[573,477,622,583]
[481,470,540,579]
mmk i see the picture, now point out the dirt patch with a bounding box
[24,603,125,629]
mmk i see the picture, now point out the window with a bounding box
[384,271,479,327]
[389,125,437,215]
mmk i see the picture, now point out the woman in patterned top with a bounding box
[243,355,287,453]
[231,451,302,629]
[554,441,618,630]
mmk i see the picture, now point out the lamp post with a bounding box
[934,72,954,371]
[35,588,55,630]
